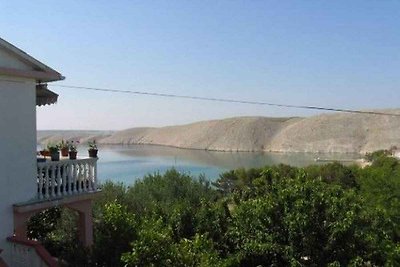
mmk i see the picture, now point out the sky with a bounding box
[1,0,400,130]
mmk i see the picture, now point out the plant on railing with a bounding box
[60,140,69,157]
[47,144,60,161]
[88,140,98,158]
[68,141,79,160]
[39,149,50,158]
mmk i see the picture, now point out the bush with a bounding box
[229,173,396,266]
[29,155,400,266]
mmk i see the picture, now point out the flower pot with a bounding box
[88,149,98,158]
[40,150,50,157]
[61,147,69,157]
[51,151,60,161]
[69,151,77,160]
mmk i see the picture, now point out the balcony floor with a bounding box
[14,189,101,214]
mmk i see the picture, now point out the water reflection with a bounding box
[90,145,360,184]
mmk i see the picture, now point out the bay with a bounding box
[64,145,360,184]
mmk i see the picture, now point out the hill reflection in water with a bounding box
[93,145,360,184]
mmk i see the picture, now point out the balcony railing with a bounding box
[37,158,98,200]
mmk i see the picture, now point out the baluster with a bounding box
[44,166,49,199]
[82,163,87,192]
[88,162,93,191]
[75,163,80,193]
[93,159,97,190]
[38,166,43,199]
[71,162,76,194]
[88,161,91,191]
[85,162,92,192]
[79,162,83,192]
[77,162,82,193]
[76,162,81,193]
[61,163,67,197]
[34,159,102,198]
[79,163,84,192]
[66,163,71,194]
[66,163,71,195]
[51,165,56,197]
[82,162,86,192]
[56,163,62,197]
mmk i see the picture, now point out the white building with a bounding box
[0,38,100,267]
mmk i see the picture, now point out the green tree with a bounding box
[93,202,137,267]
[28,156,400,267]
[358,155,400,243]
[121,218,175,266]
[304,162,359,189]
[228,171,397,266]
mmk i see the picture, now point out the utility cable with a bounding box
[49,84,400,117]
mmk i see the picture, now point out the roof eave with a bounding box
[0,67,65,82]
[0,38,64,82]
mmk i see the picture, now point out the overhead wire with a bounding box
[49,84,400,117]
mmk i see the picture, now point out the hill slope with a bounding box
[38,110,400,153]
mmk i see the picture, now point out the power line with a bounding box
[50,84,400,117]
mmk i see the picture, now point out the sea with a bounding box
[37,144,361,185]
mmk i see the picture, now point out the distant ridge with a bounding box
[37,109,400,153]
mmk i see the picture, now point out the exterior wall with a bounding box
[0,49,32,70]
[7,241,49,267]
[7,236,58,267]
[0,77,37,263]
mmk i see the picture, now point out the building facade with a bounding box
[0,38,99,267]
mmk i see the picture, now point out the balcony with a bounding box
[36,157,99,200]
[11,157,100,249]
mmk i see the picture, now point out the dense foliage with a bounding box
[28,157,400,266]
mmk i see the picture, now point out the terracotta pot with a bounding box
[51,151,60,161]
[69,151,77,160]
[88,149,98,158]
[61,147,69,157]
[40,150,51,157]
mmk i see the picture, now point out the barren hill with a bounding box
[37,110,400,153]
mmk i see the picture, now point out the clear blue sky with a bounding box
[1,1,400,130]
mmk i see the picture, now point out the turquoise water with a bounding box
[38,144,360,184]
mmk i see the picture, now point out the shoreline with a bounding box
[37,111,400,155]
[38,141,364,156]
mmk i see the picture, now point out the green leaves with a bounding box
[122,218,175,267]
[93,202,138,267]
[28,154,400,266]
[228,171,397,266]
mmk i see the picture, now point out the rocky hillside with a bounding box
[37,110,400,153]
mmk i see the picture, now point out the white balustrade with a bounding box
[37,158,98,200]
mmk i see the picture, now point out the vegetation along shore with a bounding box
[28,151,400,266]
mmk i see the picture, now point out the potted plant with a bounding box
[39,149,50,157]
[88,140,98,158]
[60,140,69,157]
[47,144,60,161]
[68,141,78,160]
